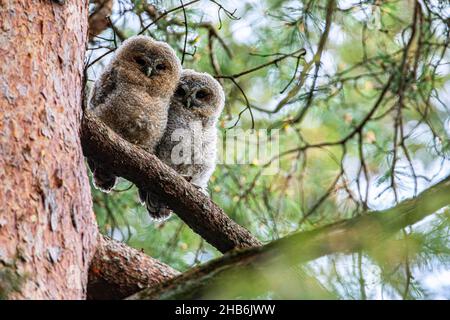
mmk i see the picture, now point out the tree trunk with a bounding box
[0,0,97,299]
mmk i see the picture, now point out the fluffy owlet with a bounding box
[88,35,182,191]
[139,69,225,219]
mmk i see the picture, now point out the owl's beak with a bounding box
[145,66,153,77]
[185,97,192,108]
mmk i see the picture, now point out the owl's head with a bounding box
[172,69,225,119]
[114,35,181,96]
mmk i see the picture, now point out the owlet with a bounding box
[139,69,225,219]
[87,35,181,191]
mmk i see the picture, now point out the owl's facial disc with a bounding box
[174,84,212,110]
[134,56,152,77]
[134,56,168,78]
[149,59,168,77]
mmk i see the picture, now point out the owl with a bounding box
[88,35,182,191]
[139,69,225,219]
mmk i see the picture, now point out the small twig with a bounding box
[107,16,118,49]
[216,48,306,79]
[210,0,240,29]
[226,78,255,129]
[138,0,200,35]
[180,0,188,65]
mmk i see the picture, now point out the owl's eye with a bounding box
[135,57,147,67]
[175,87,186,97]
[196,90,209,100]
[155,64,166,71]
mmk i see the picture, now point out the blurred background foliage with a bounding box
[87,0,450,299]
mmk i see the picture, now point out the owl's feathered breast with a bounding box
[90,67,170,152]
[156,101,218,177]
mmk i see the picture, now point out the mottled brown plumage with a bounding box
[139,69,225,219]
[88,35,181,191]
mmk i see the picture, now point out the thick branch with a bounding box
[80,112,261,253]
[87,235,179,300]
[129,175,450,299]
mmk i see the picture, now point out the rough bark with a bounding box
[81,112,261,253]
[129,175,450,299]
[88,0,113,41]
[0,0,97,299]
[87,235,179,300]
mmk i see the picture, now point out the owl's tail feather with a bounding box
[138,188,172,220]
[87,158,117,192]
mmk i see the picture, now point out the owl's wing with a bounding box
[138,188,172,220]
[89,67,118,109]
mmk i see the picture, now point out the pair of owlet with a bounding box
[88,35,224,219]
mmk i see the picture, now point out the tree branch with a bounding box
[129,175,450,299]
[80,112,261,253]
[138,0,201,35]
[87,235,179,300]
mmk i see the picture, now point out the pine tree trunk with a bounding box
[0,0,97,299]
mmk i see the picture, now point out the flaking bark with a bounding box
[0,0,97,299]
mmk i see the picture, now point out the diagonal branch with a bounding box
[80,112,261,253]
[129,175,450,299]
